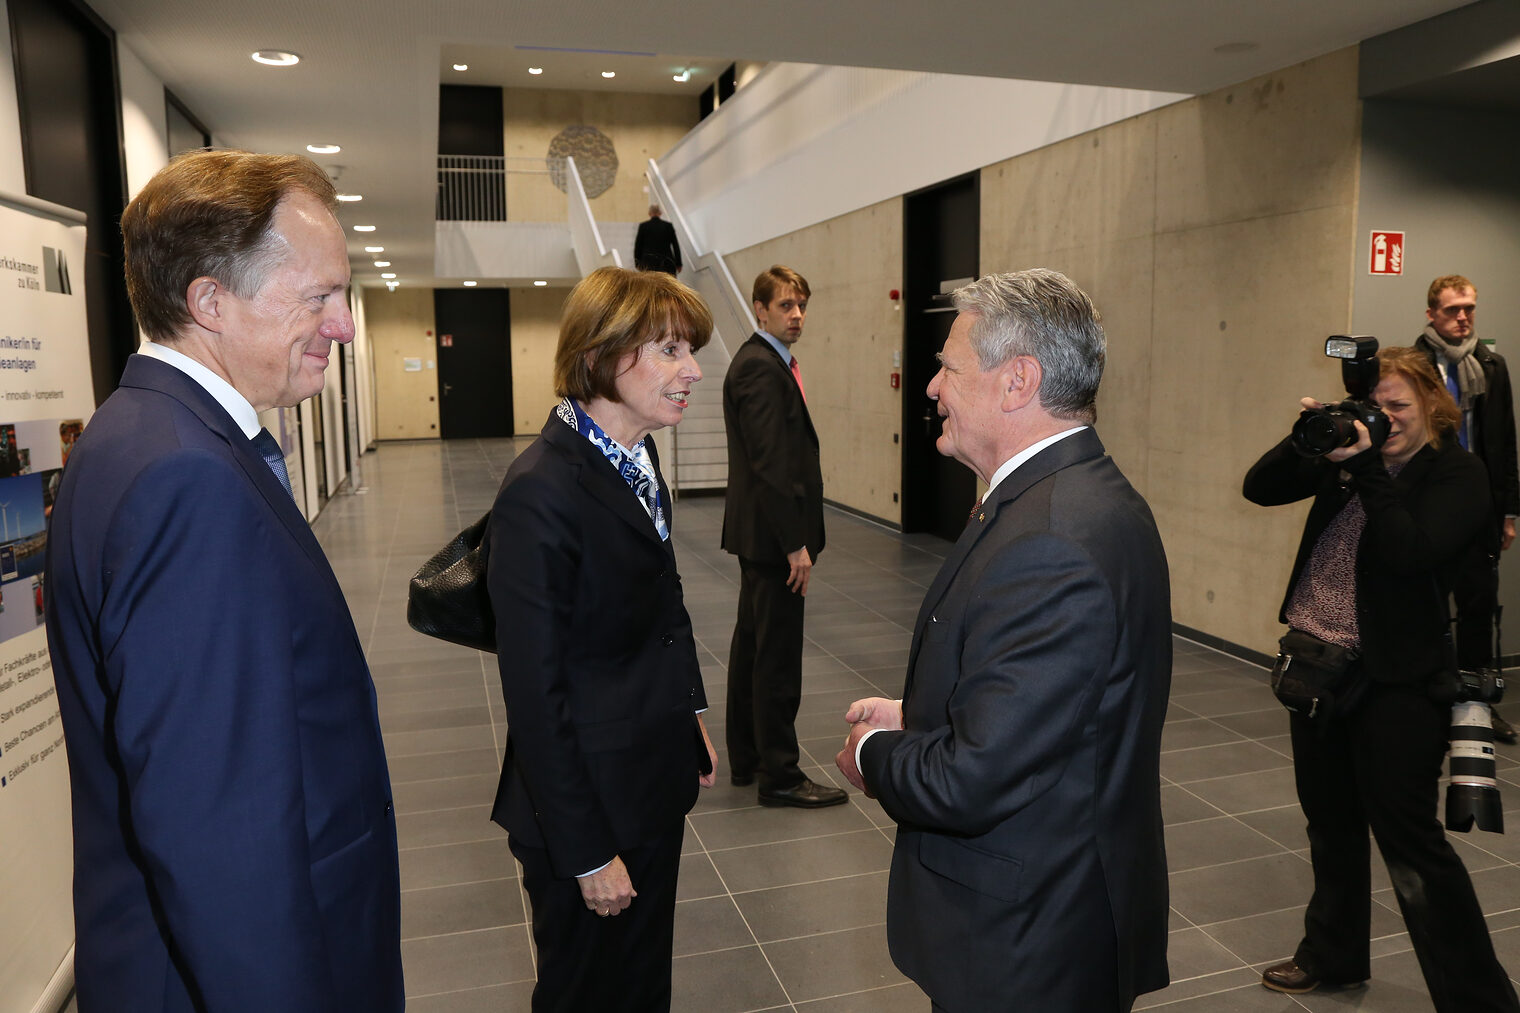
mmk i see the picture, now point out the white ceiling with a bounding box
[85,0,1474,290]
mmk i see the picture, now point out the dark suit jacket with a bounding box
[486,411,708,877]
[859,429,1171,1011]
[633,216,681,273]
[1414,338,1519,519]
[44,355,403,1012]
[721,333,824,562]
[1243,435,1490,685]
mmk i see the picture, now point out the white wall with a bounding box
[117,43,169,199]
[659,62,1188,257]
[0,0,28,194]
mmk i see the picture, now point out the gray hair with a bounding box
[648,204,663,217]
[951,269,1105,423]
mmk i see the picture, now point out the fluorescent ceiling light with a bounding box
[453,63,468,71]
[381,273,396,279]
[306,143,341,154]
[373,260,390,267]
[673,70,691,83]
[364,246,384,253]
[463,280,477,287]
[601,71,616,79]
[533,280,548,287]
[353,225,376,232]
[336,193,362,202]
[251,50,299,67]
[528,67,543,75]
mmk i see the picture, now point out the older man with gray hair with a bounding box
[837,269,1171,1011]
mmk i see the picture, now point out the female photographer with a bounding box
[1243,346,1518,1011]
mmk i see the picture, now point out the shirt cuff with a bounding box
[576,859,613,878]
[855,727,887,776]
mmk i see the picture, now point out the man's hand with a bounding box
[577,857,636,917]
[1504,517,1516,551]
[697,715,718,788]
[844,697,904,730]
[835,697,903,797]
[785,546,813,595]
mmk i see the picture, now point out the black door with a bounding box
[901,173,979,541]
[10,0,135,406]
[435,288,513,438]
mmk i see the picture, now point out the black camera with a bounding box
[1290,336,1392,457]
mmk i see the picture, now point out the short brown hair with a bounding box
[121,149,339,342]
[1427,275,1476,308]
[554,267,712,402]
[752,265,810,307]
[1378,345,1459,449]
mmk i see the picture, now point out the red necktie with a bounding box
[967,496,982,527]
[790,356,807,404]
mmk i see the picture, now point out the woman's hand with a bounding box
[578,856,636,917]
[696,715,718,788]
[1299,397,1373,463]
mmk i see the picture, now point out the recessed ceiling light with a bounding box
[463,280,477,287]
[381,272,396,279]
[528,67,543,75]
[533,280,548,287]
[385,281,399,290]
[673,70,691,83]
[306,143,341,154]
[1214,41,1259,54]
[336,193,362,202]
[364,246,384,253]
[353,225,376,232]
[373,260,390,267]
[453,63,468,72]
[251,50,300,67]
[601,71,615,79]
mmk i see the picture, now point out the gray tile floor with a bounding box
[312,438,1520,1012]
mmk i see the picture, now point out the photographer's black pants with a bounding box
[1290,680,1519,1012]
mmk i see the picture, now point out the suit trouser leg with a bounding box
[511,824,685,1013]
[726,557,804,790]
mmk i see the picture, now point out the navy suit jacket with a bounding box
[45,355,403,1012]
[486,411,708,878]
[860,429,1171,1010]
[720,333,824,562]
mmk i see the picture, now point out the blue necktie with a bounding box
[251,428,294,498]
[1445,367,1469,449]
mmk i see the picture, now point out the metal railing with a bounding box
[435,155,567,222]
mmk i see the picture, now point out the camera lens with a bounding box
[1291,408,1355,458]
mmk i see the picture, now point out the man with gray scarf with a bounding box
[1414,274,1519,738]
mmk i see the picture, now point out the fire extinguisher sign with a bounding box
[1369,230,1405,276]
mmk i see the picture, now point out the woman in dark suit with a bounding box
[1244,346,1518,1011]
[485,266,718,1012]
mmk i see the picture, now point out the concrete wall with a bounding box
[980,48,1363,658]
[364,287,440,439]
[509,285,567,434]
[726,197,905,524]
[504,89,698,224]
[1351,98,1520,652]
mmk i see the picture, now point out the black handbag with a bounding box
[1271,628,1362,720]
[407,512,496,652]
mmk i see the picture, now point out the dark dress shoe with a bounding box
[1261,960,1364,994]
[758,777,847,809]
[730,772,755,787]
[1494,708,1518,746]
[1261,960,1320,994]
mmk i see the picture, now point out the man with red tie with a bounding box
[721,266,845,808]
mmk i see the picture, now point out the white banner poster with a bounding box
[0,195,93,1013]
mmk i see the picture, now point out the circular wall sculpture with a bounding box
[547,125,618,198]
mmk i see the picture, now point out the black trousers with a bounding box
[510,824,685,1013]
[1290,681,1518,1012]
[726,556,805,790]
[1454,524,1501,668]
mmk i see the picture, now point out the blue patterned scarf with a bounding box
[557,397,668,540]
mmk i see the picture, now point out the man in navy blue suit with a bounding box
[44,150,403,1012]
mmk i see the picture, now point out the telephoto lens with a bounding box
[1447,701,1504,833]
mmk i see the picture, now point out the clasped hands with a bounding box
[835,697,903,798]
